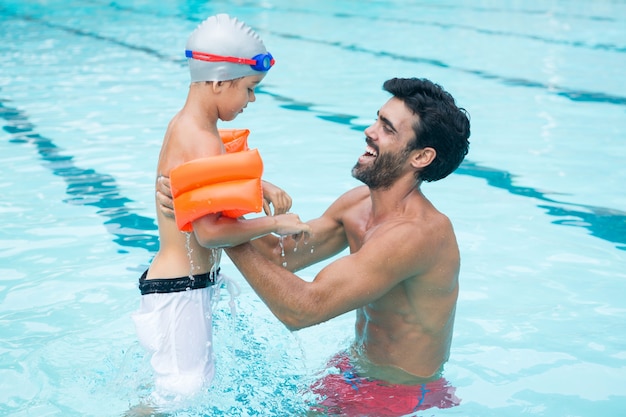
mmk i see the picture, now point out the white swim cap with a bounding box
[185,14,274,82]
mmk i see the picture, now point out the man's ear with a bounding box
[410,147,436,169]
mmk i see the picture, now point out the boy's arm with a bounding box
[154,175,310,248]
[261,180,292,215]
[191,212,309,248]
[156,176,293,218]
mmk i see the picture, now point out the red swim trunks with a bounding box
[310,353,460,416]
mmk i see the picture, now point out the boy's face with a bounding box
[217,74,266,122]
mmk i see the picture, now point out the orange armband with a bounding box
[219,128,250,153]
[170,129,264,232]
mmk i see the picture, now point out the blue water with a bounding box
[1,1,625,416]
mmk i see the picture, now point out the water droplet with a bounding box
[185,232,195,282]
[279,236,287,268]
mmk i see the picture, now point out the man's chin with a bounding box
[351,168,369,186]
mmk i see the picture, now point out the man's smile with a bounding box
[365,145,378,158]
[358,142,378,164]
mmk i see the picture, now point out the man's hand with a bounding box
[261,180,292,216]
[156,175,175,219]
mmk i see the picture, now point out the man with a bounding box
[157,77,470,416]
[224,77,471,415]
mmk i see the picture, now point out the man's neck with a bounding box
[368,176,423,220]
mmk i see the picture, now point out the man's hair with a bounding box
[383,78,470,182]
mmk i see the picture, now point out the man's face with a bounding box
[352,98,416,189]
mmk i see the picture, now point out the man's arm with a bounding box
[249,212,348,272]
[248,185,367,271]
[226,219,421,331]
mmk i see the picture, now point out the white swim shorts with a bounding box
[132,269,222,403]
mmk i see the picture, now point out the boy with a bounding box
[132,14,310,404]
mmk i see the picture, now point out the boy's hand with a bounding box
[262,180,292,216]
[156,175,175,219]
[274,213,312,238]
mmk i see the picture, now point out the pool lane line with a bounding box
[4,5,625,107]
[2,8,625,251]
[454,161,626,252]
[103,1,625,52]
[266,32,626,107]
[0,6,185,67]
[0,100,160,254]
[101,2,626,96]
[376,3,617,23]
[322,9,625,54]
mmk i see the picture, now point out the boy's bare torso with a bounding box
[149,109,223,279]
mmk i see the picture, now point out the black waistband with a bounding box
[138,268,220,295]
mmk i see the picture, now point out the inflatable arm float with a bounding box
[170,129,263,232]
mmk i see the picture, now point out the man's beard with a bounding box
[352,147,411,189]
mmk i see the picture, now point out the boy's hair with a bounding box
[383,78,471,182]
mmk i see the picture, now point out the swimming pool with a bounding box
[1,0,625,415]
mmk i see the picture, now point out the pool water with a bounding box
[1,1,625,416]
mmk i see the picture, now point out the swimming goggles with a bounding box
[185,50,275,72]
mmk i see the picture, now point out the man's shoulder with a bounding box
[313,186,369,229]
[338,185,370,202]
[372,202,454,251]
[326,186,369,213]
